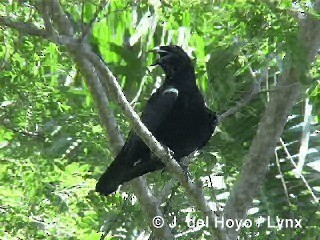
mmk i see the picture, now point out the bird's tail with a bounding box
[95,152,164,196]
[95,153,126,196]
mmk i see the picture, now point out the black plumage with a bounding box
[96,45,217,196]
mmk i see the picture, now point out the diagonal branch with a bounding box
[296,97,313,174]
[69,37,222,238]
[43,2,175,238]
[32,2,222,235]
[80,0,110,41]
[224,67,302,239]
[0,1,175,239]
[279,138,318,202]
[0,12,222,235]
[0,16,49,38]
[72,53,175,240]
[223,1,320,239]
[218,66,265,122]
[274,150,292,207]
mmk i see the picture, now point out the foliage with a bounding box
[0,0,319,239]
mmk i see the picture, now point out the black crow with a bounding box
[96,45,217,196]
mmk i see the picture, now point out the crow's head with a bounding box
[151,45,193,76]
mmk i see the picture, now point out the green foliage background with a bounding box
[0,0,319,239]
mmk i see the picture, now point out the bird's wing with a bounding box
[141,86,179,132]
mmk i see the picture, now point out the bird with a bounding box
[96,45,217,196]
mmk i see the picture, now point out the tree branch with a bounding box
[218,67,265,122]
[296,97,313,174]
[224,68,301,239]
[274,150,292,207]
[71,37,222,238]
[28,3,222,235]
[72,53,174,239]
[223,1,320,238]
[14,1,174,238]
[0,16,49,38]
[16,4,223,232]
[279,138,318,202]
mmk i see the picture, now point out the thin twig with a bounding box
[279,138,319,203]
[274,150,292,207]
[296,97,313,174]
[81,0,110,41]
[218,67,265,122]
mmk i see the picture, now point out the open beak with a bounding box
[149,46,169,66]
[148,46,169,54]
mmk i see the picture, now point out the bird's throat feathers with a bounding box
[164,65,196,86]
